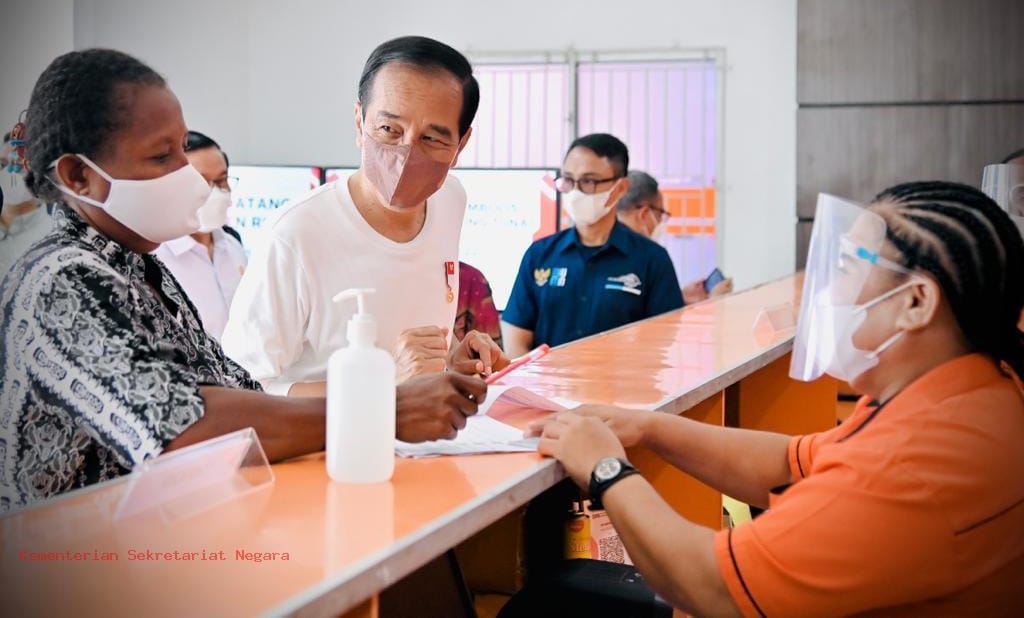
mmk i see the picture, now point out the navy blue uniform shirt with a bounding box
[502,221,684,348]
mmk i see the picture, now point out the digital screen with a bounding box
[325,168,357,184]
[228,165,322,251]
[322,167,559,311]
[452,169,559,311]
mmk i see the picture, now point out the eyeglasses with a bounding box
[211,176,239,192]
[639,203,670,222]
[837,235,911,275]
[554,175,620,195]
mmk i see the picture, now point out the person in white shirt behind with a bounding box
[154,131,245,339]
[1,130,52,279]
[222,36,509,402]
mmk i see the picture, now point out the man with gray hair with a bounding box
[616,170,732,303]
[617,171,667,239]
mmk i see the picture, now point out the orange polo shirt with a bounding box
[715,353,1024,616]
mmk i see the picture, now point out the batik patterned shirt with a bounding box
[453,262,503,349]
[0,206,260,512]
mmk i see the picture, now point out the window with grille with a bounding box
[464,51,722,284]
[458,63,571,169]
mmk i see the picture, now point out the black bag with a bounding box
[498,559,673,618]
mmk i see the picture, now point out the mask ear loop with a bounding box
[46,154,113,209]
[450,132,469,167]
[861,276,928,360]
[647,206,663,236]
[865,330,904,360]
[853,278,918,314]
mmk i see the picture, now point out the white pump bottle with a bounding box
[326,288,396,483]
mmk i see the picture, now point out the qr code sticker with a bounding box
[598,536,626,563]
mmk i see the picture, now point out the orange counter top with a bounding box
[0,273,820,617]
[501,274,804,413]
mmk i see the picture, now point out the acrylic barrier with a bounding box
[115,428,273,522]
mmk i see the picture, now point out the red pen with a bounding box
[486,344,551,384]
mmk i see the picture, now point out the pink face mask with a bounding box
[361,133,454,209]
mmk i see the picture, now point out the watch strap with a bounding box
[588,459,639,510]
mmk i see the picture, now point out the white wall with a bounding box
[69,0,796,289]
[0,0,74,141]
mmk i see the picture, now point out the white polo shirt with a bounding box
[153,229,247,339]
[221,176,466,395]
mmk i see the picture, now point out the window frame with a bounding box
[466,47,727,267]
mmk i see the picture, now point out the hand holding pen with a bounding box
[448,330,509,377]
[486,344,550,385]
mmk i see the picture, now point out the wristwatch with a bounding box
[588,457,639,510]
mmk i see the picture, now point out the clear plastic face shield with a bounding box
[981,163,1024,239]
[790,194,912,382]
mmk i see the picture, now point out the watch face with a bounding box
[594,457,622,482]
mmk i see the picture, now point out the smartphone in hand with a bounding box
[704,267,725,293]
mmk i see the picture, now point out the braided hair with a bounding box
[22,48,165,202]
[871,181,1024,378]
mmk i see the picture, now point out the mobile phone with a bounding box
[703,267,725,293]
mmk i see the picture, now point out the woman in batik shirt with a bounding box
[0,48,493,512]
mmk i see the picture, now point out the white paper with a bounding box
[395,386,577,458]
[475,385,577,414]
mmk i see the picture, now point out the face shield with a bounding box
[981,163,1024,239]
[790,194,908,382]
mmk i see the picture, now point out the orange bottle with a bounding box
[564,501,592,559]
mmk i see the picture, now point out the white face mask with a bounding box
[815,280,916,382]
[646,209,667,241]
[2,170,36,207]
[50,154,210,243]
[650,221,667,242]
[196,188,232,232]
[564,188,614,226]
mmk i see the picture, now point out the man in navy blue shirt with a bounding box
[501,134,684,356]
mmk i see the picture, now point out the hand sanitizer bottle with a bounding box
[327,288,396,483]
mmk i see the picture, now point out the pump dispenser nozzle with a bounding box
[333,288,377,347]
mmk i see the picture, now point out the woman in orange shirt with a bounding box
[532,182,1024,616]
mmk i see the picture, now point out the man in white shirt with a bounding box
[155,131,246,339]
[223,36,508,420]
